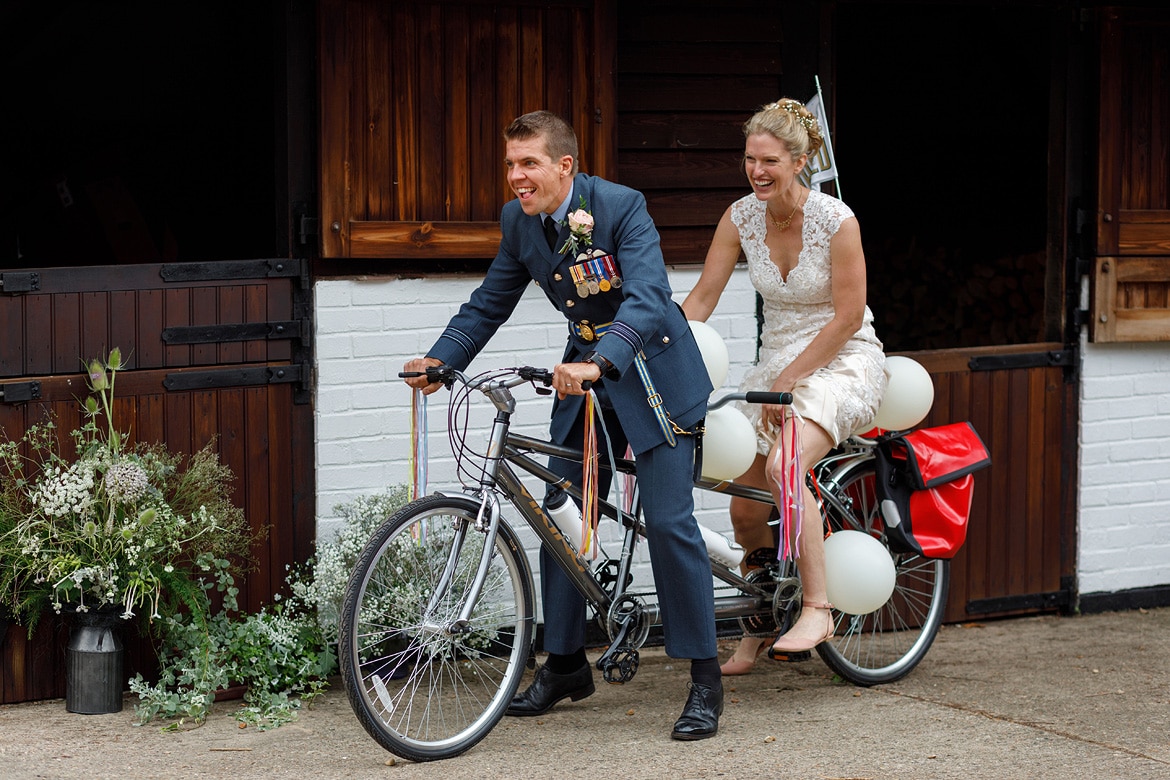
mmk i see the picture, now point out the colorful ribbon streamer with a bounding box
[581,392,600,558]
[409,388,428,502]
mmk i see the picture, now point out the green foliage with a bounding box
[130,557,336,731]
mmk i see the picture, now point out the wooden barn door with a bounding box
[1090,6,1170,343]
[908,346,1077,622]
[0,261,315,705]
[317,0,613,261]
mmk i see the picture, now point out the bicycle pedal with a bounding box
[768,649,812,663]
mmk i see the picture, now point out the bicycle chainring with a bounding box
[605,594,651,649]
[770,575,803,638]
[738,566,780,637]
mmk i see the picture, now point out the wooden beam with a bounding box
[348,221,501,259]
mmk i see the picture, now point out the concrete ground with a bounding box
[2,607,1168,780]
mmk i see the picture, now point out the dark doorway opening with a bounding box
[836,3,1054,351]
[1,1,279,267]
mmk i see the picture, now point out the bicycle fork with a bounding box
[425,395,516,637]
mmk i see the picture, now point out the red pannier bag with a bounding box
[874,422,991,558]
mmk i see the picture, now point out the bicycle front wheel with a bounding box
[815,456,950,685]
[339,494,534,761]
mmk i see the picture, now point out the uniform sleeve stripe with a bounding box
[438,327,476,363]
[608,321,643,353]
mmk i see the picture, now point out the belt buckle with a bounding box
[578,320,595,342]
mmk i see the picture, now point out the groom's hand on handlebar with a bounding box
[552,361,601,400]
[401,357,445,395]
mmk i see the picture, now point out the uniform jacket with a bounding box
[427,173,712,454]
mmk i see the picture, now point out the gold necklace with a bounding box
[767,189,806,231]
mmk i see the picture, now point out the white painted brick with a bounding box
[314,281,354,308]
[315,333,355,360]
[1082,375,1135,399]
[1081,419,1138,445]
[1130,416,1170,439]
[1080,341,1170,594]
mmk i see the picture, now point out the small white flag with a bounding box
[800,91,839,194]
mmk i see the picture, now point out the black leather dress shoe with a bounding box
[506,663,595,716]
[670,682,724,740]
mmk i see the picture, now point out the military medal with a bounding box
[569,263,590,298]
[601,255,622,289]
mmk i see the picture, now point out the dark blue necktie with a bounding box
[543,217,559,251]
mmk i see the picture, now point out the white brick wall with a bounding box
[313,268,759,610]
[1078,341,1170,595]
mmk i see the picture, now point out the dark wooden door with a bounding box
[317,0,613,261]
[1090,6,1170,343]
[909,345,1077,622]
[0,261,315,705]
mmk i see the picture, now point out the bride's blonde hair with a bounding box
[743,99,825,159]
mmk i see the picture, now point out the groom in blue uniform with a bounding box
[403,110,722,740]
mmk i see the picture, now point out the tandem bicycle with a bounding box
[337,365,948,761]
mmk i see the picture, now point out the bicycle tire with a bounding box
[814,456,950,686]
[339,494,534,761]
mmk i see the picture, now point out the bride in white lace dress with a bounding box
[682,98,886,675]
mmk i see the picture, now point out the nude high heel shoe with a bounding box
[719,638,767,676]
[766,601,835,662]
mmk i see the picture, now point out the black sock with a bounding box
[690,656,721,688]
[545,647,587,675]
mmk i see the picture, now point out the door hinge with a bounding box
[0,272,41,294]
[163,363,310,392]
[298,214,319,246]
[0,381,42,403]
[966,588,1072,615]
[159,259,303,282]
[161,319,311,345]
[968,350,1077,371]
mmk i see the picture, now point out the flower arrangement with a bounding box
[0,349,251,630]
[558,195,594,257]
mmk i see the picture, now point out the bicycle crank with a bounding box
[595,595,649,683]
[597,646,640,684]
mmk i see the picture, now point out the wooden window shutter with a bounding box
[1090,7,1170,342]
[317,0,615,260]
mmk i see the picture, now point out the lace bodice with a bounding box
[732,190,886,447]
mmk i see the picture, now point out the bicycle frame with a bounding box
[450,371,819,646]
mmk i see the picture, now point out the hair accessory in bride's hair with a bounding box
[763,99,816,132]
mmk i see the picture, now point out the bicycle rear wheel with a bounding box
[339,494,534,761]
[815,456,950,685]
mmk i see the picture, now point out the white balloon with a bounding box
[871,355,935,432]
[700,406,757,481]
[823,530,897,615]
[688,320,729,390]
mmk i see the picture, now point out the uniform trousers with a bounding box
[539,397,717,660]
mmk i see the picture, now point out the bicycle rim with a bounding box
[815,457,950,685]
[339,495,534,761]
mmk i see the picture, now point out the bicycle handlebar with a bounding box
[399,366,789,407]
[708,391,792,411]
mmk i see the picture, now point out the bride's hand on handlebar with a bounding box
[552,362,601,400]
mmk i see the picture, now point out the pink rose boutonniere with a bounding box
[558,196,594,257]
